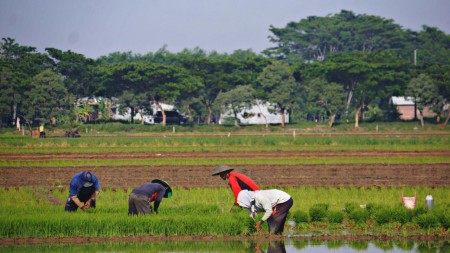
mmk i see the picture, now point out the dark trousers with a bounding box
[267,198,293,234]
[64,186,96,212]
[128,193,152,215]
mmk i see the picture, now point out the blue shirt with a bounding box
[69,171,101,197]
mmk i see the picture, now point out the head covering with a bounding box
[237,190,257,219]
[82,171,93,187]
[211,164,234,176]
[151,179,172,198]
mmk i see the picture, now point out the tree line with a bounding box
[1,10,449,128]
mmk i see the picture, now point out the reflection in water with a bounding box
[0,239,448,252]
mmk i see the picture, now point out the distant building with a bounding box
[389,96,436,120]
[219,100,289,125]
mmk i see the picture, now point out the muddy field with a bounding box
[1,150,449,189]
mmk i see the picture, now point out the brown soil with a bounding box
[1,150,449,189]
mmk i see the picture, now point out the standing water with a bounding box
[0,239,448,252]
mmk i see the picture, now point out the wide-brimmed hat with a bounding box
[211,164,234,176]
[151,178,172,198]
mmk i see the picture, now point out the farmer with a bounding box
[237,189,293,235]
[212,164,260,205]
[128,179,172,215]
[39,123,45,138]
[65,170,100,212]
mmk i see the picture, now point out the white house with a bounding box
[219,100,289,125]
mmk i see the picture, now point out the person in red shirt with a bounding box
[212,164,260,204]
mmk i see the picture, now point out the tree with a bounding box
[304,78,346,128]
[104,62,201,127]
[405,74,439,127]
[215,85,255,127]
[46,48,101,97]
[0,38,51,127]
[264,10,408,62]
[117,90,148,124]
[22,69,70,125]
[257,61,298,128]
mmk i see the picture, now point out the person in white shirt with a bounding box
[237,189,293,234]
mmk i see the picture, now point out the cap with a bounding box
[211,164,234,176]
[82,171,93,187]
[151,178,172,198]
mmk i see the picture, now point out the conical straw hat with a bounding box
[211,164,234,176]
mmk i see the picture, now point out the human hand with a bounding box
[81,205,88,212]
[84,200,91,208]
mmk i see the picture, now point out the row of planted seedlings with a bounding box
[1,186,449,238]
[1,135,450,153]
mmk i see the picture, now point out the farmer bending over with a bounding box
[65,170,100,212]
[128,179,172,215]
[212,164,260,205]
[237,189,293,235]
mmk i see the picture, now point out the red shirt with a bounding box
[228,171,260,204]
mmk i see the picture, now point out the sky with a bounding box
[1,0,450,59]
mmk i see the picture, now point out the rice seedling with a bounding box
[1,186,448,238]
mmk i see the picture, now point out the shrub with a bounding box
[309,203,329,222]
[414,213,441,228]
[292,210,309,223]
[327,211,344,224]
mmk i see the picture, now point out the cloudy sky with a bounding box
[1,0,449,59]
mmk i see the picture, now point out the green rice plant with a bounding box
[348,208,369,225]
[327,210,344,224]
[414,213,441,229]
[291,210,309,223]
[308,203,329,222]
[372,207,413,224]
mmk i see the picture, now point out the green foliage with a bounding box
[372,207,414,224]
[308,203,329,222]
[414,213,441,229]
[327,211,344,224]
[292,210,309,223]
[348,208,370,224]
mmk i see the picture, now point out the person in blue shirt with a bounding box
[65,171,101,212]
[128,179,172,215]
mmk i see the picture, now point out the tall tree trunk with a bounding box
[354,106,361,129]
[443,112,449,127]
[281,109,285,128]
[130,107,135,124]
[328,114,336,129]
[206,105,212,125]
[155,102,166,127]
[346,90,353,109]
[418,110,425,127]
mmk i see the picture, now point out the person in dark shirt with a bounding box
[212,164,260,205]
[128,179,172,215]
[65,170,100,212]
